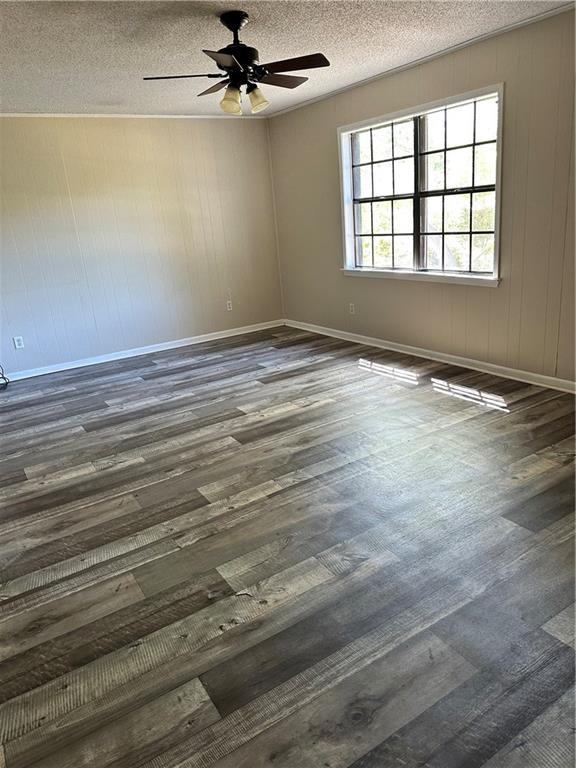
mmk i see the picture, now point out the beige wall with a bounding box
[1,13,574,383]
[269,12,575,382]
[0,117,282,374]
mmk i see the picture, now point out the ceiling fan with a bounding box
[143,9,330,115]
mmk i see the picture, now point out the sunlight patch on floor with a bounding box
[358,358,420,385]
[431,378,510,412]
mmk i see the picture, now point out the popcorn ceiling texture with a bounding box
[0,0,568,116]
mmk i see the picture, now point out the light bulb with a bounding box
[247,86,269,114]
[220,85,242,115]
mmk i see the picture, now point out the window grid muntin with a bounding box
[413,116,420,270]
[369,129,374,267]
[469,100,476,271]
[351,94,498,275]
[391,123,395,266]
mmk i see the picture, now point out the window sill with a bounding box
[341,268,500,287]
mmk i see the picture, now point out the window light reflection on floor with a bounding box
[431,378,510,412]
[358,358,419,385]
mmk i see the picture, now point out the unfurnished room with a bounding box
[0,1,574,766]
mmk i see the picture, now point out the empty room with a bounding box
[0,1,575,766]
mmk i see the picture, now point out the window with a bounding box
[339,88,502,285]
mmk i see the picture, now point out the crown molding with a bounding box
[0,113,267,119]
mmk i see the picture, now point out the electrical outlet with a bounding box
[226,300,233,312]
[348,303,356,315]
[13,336,24,350]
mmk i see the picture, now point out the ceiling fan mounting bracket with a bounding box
[219,10,249,43]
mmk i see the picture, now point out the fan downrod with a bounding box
[220,10,249,43]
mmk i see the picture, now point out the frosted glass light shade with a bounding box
[220,86,242,115]
[248,86,269,114]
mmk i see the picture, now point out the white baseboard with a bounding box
[7,320,285,382]
[282,319,576,394]
[7,317,575,393]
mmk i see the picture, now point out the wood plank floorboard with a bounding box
[0,326,573,768]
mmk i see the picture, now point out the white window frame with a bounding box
[338,85,504,287]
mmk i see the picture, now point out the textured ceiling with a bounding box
[0,1,569,116]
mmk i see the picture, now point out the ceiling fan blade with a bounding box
[260,73,308,89]
[143,73,224,81]
[262,53,330,74]
[197,80,229,96]
[203,49,243,71]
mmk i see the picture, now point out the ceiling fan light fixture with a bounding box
[220,84,242,115]
[144,10,331,116]
[247,84,269,114]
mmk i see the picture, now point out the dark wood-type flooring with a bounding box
[0,326,574,768]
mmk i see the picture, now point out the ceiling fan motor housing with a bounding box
[218,44,259,72]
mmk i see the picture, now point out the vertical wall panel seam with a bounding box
[265,118,286,316]
[554,107,575,378]
[542,23,574,376]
